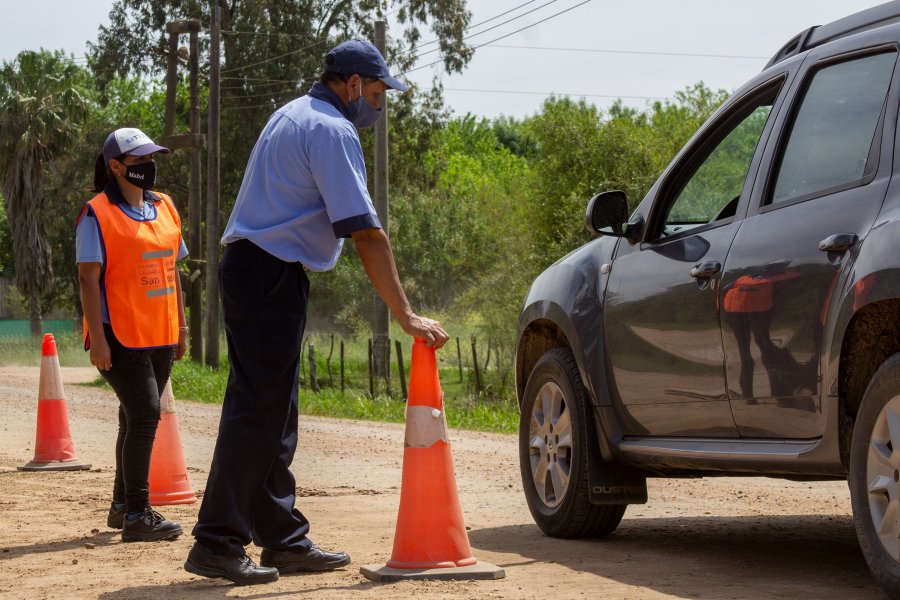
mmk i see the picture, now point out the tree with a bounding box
[523,84,729,263]
[89,1,473,210]
[0,51,89,336]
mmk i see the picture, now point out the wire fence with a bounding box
[298,332,514,403]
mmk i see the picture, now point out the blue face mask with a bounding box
[347,80,383,128]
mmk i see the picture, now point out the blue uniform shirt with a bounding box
[220,82,381,271]
[75,183,188,323]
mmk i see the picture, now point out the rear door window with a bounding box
[770,51,896,205]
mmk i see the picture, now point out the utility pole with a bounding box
[160,19,206,363]
[205,1,221,368]
[372,20,390,385]
[188,24,203,363]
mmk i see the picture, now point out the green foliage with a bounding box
[523,84,729,263]
[89,0,474,222]
[0,50,92,333]
[0,199,14,277]
[668,104,771,223]
[0,23,734,411]
[0,329,90,368]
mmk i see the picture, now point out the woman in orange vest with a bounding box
[76,128,187,542]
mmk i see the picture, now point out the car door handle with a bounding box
[818,233,858,253]
[690,261,721,279]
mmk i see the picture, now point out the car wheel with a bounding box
[519,347,626,538]
[850,352,900,599]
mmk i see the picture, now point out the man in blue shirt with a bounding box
[185,40,449,585]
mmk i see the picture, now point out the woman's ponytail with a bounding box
[93,153,110,192]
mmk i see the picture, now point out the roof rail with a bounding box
[765,0,900,70]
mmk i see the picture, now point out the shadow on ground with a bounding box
[469,513,884,599]
[0,531,119,559]
[96,578,376,600]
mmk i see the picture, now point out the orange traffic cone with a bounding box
[360,338,504,582]
[148,380,197,505]
[18,334,91,472]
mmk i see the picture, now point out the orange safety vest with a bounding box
[81,191,182,350]
[723,272,800,313]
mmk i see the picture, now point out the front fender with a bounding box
[516,237,618,408]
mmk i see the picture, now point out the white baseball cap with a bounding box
[102,128,170,165]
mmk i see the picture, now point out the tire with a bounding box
[519,347,626,538]
[850,352,900,599]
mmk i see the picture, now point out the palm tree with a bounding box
[0,51,89,337]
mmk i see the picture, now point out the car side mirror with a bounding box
[585,190,643,244]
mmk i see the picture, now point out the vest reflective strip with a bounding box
[146,286,175,298]
[142,249,175,260]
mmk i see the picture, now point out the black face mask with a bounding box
[124,161,156,190]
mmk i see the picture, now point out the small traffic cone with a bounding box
[148,380,197,505]
[360,338,504,582]
[18,334,91,472]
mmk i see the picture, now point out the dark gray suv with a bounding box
[515,2,900,596]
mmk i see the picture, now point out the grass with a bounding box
[14,327,519,435]
[0,331,91,367]
[165,340,519,434]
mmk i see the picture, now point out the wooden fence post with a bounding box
[326,334,334,386]
[340,340,345,394]
[385,338,391,397]
[456,337,463,383]
[299,336,306,387]
[471,336,481,396]
[368,338,374,398]
[308,341,320,393]
[395,339,407,400]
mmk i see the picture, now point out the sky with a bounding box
[0,0,890,119]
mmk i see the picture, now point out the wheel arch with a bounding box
[516,314,573,406]
[838,298,900,466]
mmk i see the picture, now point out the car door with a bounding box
[604,76,789,437]
[722,39,899,438]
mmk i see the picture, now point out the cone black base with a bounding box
[18,460,91,472]
[360,562,505,582]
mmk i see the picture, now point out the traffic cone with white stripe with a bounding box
[18,334,91,472]
[360,338,504,581]
[148,380,196,505]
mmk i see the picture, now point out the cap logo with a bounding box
[114,128,151,153]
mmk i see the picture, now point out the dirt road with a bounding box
[0,367,884,599]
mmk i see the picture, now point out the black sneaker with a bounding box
[107,502,125,529]
[121,508,182,542]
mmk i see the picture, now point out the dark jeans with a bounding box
[99,323,175,514]
[192,239,312,557]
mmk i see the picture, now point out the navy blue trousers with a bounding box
[192,239,312,557]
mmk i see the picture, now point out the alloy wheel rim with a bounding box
[529,381,574,508]
[866,393,900,562]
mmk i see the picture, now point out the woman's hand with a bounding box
[175,329,187,361]
[90,336,112,371]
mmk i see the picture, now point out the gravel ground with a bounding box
[0,366,885,599]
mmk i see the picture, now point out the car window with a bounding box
[770,51,896,205]
[661,101,774,237]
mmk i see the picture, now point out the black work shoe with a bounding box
[184,542,279,585]
[106,502,125,529]
[260,545,351,574]
[121,508,182,542]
